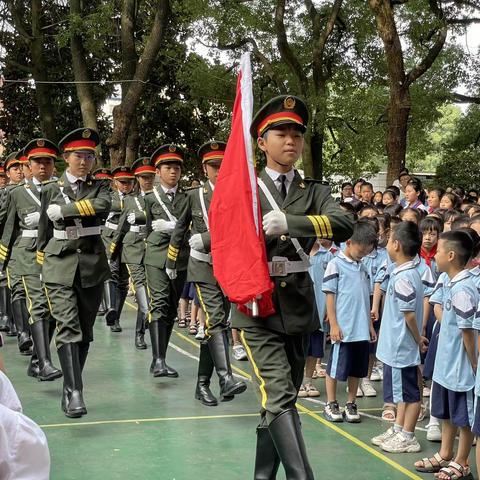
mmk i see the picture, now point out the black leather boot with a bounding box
[268,409,314,480]
[207,331,247,399]
[254,418,280,480]
[134,285,148,349]
[12,299,32,354]
[195,342,218,406]
[149,321,178,377]
[30,320,62,381]
[110,285,127,332]
[0,285,9,331]
[57,343,87,418]
[103,280,117,326]
[27,349,40,378]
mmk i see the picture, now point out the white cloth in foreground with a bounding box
[0,371,51,480]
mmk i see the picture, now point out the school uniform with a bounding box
[376,260,423,404]
[322,251,371,381]
[431,270,478,428]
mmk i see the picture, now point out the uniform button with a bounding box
[280,235,287,241]
[280,281,287,288]
[76,248,82,254]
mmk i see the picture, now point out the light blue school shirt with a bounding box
[377,261,424,368]
[362,247,387,295]
[433,270,478,392]
[429,272,449,306]
[309,247,335,331]
[322,251,371,343]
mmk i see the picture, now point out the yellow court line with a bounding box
[296,404,422,480]
[39,410,325,429]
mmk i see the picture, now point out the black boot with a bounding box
[149,321,178,377]
[12,299,32,354]
[268,409,314,480]
[0,285,9,331]
[254,419,280,480]
[30,321,62,381]
[103,280,117,326]
[110,286,127,332]
[134,286,148,350]
[27,349,40,378]
[195,342,218,406]
[57,343,87,418]
[207,331,247,399]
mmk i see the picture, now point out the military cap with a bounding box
[111,165,134,181]
[0,162,6,176]
[150,144,184,168]
[24,138,59,161]
[18,147,29,164]
[250,95,308,138]
[198,141,227,165]
[59,128,100,153]
[92,168,112,180]
[131,157,156,176]
[4,151,21,170]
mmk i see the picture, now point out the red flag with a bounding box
[209,53,274,317]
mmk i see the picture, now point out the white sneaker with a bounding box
[195,326,205,340]
[371,427,396,446]
[361,379,377,397]
[232,343,248,361]
[426,423,442,442]
[381,432,421,453]
[370,365,383,381]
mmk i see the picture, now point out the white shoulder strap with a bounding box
[24,185,41,207]
[59,187,71,204]
[134,196,143,212]
[257,178,310,264]
[198,187,209,231]
[153,187,177,222]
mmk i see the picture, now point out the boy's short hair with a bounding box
[451,214,470,231]
[377,213,391,233]
[361,182,373,191]
[361,216,380,234]
[439,230,477,267]
[457,228,480,259]
[391,221,422,257]
[399,207,425,223]
[341,181,353,190]
[359,204,378,216]
[420,217,442,235]
[350,219,378,248]
[384,203,402,217]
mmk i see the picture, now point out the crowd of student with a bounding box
[304,170,480,479]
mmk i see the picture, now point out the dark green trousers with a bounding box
[194,282,229,336]
[22,274,50,325]
[240,325,309,423]
[7,265,26,303]
[126,263,146,289]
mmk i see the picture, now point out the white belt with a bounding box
[268,256,310,277]
[190,248,212,264]
[104,221,118,231]
[53,226,102,240]
[130,225,148,234]
[22,230,38,238]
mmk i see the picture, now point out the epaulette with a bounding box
[5,184,21,191]
[304,178,329,186]
[184,185,202,191]
[41,179,57,186]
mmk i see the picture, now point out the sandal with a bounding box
[415,452,452,473]
[188,324,198,335]
[381,406,396,422]
[434,461,472,479]
[178,317,188,328]
[304,382,320,397]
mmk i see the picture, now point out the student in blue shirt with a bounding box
[323,220,378,423]
[371,221,427,454]
[414,230,479,480]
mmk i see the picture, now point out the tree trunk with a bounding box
[30,0,57,141]
[126,116,139,165]
[70,0,98,132]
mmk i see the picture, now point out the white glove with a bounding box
[189,233,204,250]
[166,268,177,280]
[24,211,40,227]
[46,204,63,222]
[152,219,176,233]
[127,212,136,225]
[262,210,288,236]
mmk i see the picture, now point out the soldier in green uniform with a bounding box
[111,157,155,349]
[231,96,354,479]
[166,141,247,406]
[0,161,11,333]
[144,145,189,378]
[0,139,62,381]
[92,168,112,181]
[37,128,111,418]
[1,152,31,351]
[102,166,135,332]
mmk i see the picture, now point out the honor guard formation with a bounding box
[3,95,480,480]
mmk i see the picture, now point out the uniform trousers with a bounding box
[21,274,50,325]
[194,282,229,336]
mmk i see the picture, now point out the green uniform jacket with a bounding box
[144,186,189,271]
[232,169,354,335]
[37,173,112,288]
[0,180,44,275]
[102,190,126,256]
[111,192,148,265]
[166,182,215,284]
[0,184,20,238]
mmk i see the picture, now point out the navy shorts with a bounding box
[431,382,474,428]
[471,397,480,436]
[326,341,369,381]
[181,282,195,300]
[308,330,324,358]
[383,364,420,404]
[423,321,440,380]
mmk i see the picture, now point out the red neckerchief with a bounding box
[421,244,437,267]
